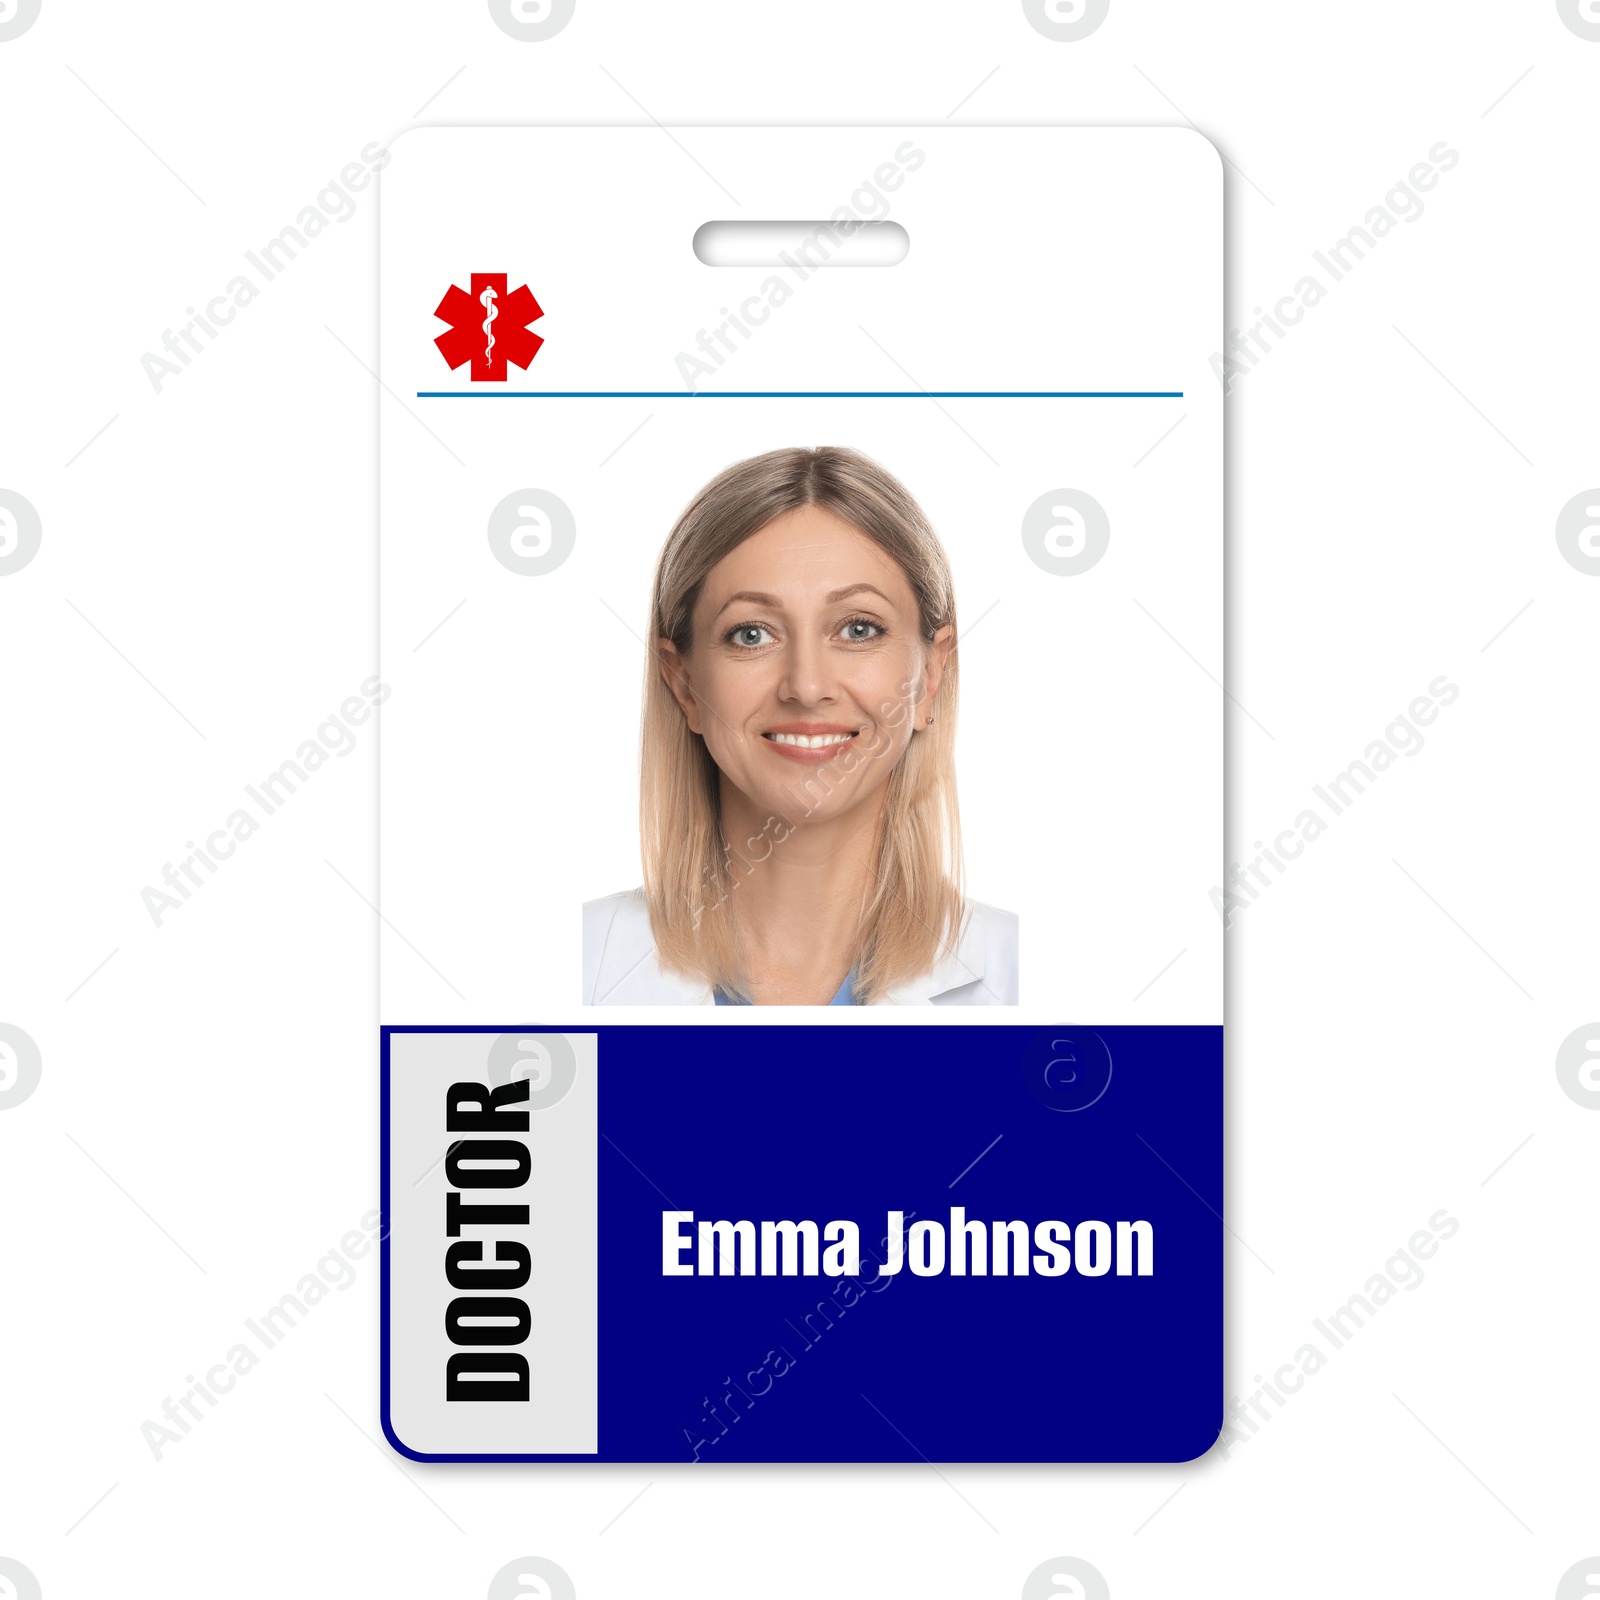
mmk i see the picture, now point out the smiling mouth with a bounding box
[760,727,861,764]
[763,731,857,749]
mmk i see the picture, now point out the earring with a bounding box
[926,713,935,725]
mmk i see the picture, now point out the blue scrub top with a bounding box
[715,968,858,1006]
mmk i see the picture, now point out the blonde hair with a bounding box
[640,445,963,1002]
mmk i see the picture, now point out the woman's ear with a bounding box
[915,624,955,725]
[656,639,703,734]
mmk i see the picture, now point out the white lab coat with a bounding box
[581,888,1019,1006]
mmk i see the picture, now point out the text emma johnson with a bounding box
[662,1210,1154,1279]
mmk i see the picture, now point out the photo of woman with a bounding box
[583,445,1018,1006]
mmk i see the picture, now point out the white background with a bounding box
[2,5,1597,1600]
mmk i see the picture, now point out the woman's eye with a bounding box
[840,618,884,643]
[727,624,773,649]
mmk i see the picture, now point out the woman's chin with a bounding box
[719,758,890,835]
[755,786,869,831]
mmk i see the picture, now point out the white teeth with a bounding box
[767,731,855,748]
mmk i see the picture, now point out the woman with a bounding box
[583,445,1017,1006]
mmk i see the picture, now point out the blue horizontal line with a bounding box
[415,390,1184,399]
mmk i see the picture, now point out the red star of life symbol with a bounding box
[433,273,544,382]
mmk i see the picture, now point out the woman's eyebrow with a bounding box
[824,582,893,606]
[712,589,780,620]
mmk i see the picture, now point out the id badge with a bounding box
[377,125,1222,1462]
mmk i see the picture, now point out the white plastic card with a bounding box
[377,125,1223,1464]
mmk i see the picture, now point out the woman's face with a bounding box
[659,505,953,828]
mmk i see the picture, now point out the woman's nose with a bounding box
[779,631,837,706]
